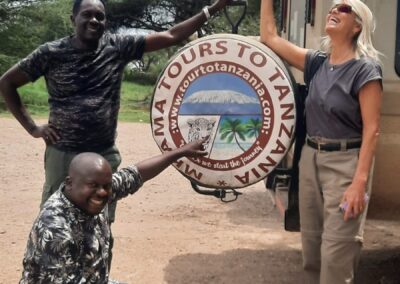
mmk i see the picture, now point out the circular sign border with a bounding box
[150,34,298,189]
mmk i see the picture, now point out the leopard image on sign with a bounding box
[151,34,296,189]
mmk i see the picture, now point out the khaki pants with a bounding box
[41,144,122,222]
[299,144,372,284]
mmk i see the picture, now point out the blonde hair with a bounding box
[321,0,382,63]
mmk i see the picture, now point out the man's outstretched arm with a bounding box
[144,0,232,52]
[136,138,208,182]
[111,139,208,200]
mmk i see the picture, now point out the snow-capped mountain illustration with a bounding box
[183,90,259,104]
[180,90,262,115]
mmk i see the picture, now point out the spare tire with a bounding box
[151,34,297,189]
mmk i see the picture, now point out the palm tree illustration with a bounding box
[245,118,262,139]
[219,118,247,152]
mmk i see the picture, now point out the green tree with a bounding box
[107,0,211,32]
[245,118,262,139]
[0,0,72,74]
[219,118,247,152]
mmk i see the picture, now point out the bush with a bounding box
[123,70,159,85]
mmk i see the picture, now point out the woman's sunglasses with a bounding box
[329,3,353,14]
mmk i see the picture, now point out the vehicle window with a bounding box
[306,0,316,27]
[288,0,307,47]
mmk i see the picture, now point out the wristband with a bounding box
[202,6,211,20]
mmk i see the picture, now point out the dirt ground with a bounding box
[0,117,399,284]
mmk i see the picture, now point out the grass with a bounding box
[0,77,154,123]
[119,80,154,123]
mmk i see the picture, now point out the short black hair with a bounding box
[72,0,106,16]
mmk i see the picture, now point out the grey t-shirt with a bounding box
[19,32,145,151]
[304,50,382,139]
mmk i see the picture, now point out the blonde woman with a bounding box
[260,1,383,283]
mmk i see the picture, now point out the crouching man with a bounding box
[19,139,207,283]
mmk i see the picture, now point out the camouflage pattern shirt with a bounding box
[19,33,145,152]
[20,166,143,284]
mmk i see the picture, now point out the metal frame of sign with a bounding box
[396,0,400,76]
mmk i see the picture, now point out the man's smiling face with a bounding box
[71,0,106,45]
[65,153,112,216]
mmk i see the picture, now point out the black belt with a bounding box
[306,138,361,152]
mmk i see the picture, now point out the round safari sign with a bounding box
[151,34,296,189]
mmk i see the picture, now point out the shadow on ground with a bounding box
[164,247,303,284]
[175,188,400,283]
[357,247,400,284]
[164,247,400,284]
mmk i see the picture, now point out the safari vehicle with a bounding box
[266,0,400,231]
[150,0,399,231]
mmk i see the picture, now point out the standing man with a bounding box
[0,0,230,220]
